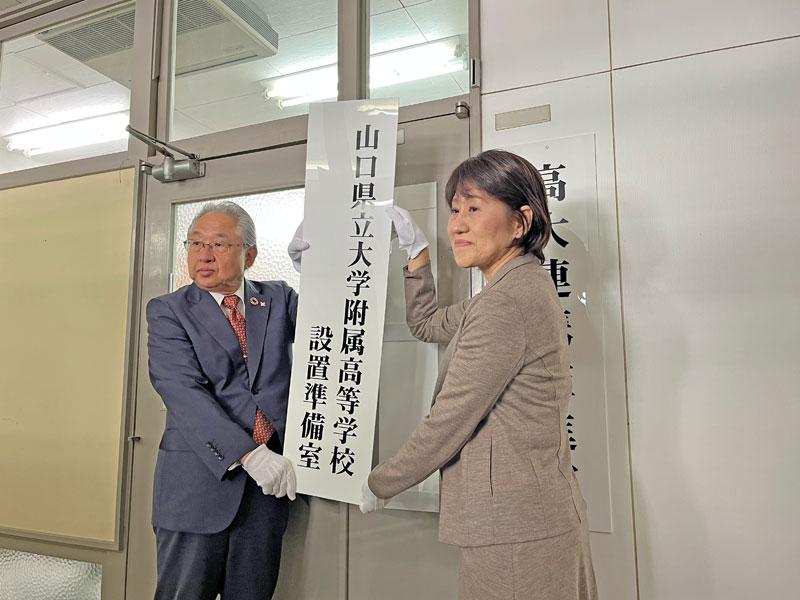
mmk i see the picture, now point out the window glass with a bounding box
[0,550,101,600]
[170,0,338,140]
[0,1,135,174]
[172,189,304,291]
[370,0,469,106]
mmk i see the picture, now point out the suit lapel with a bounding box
[187,283,243,364]
[244,280,271,389]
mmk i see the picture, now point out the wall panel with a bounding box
[611,0,800,68]
[0,169,135,544]
[615,37,800,599]
[480,0,609,93]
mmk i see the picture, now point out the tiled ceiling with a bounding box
[172,0,467,137]
[0,0,467,173]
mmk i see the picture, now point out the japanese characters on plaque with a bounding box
[284,99,399,504]
[509,135,613,532]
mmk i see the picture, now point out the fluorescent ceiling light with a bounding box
[261,35,467,109]
[5,112,130,157]
[264,65,338,108]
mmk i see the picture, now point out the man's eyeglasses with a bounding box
[183,240,250,254]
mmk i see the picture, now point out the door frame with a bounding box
[125,98,476,600]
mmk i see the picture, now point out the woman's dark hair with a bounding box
[445,149,551,263]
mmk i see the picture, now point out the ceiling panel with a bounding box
[265,25,337,74]
[406,0,467,41]
[174,57,280,110]
[181,89,307,132]
[0,105,53,135]
[260,0,337,38]
[171,109,213,139]
[371,0,402,13]
[18,81,129,123]
[0,0,469,168]
[371,8,426,54]
[2,36,42,55]
[16,43,110,88]
[0,54,76,104]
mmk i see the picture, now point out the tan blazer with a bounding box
[369,254,587,547]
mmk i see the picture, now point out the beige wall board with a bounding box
[482,73,637,600]
[480,0,610,94]
[0,168,135,544]
[610,0,800,68]
[614,37,800,599]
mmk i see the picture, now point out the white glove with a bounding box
[359,480,385,514]
[242,444,297,500]
[385,206,429,260]
[287,221,310,273]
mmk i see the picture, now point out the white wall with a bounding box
[481,2,800,599]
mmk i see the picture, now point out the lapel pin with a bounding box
[249,297,259,306]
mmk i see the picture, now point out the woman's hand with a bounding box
[385,206,429,262]
[287,221,310,273]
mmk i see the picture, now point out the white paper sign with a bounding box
[284,99,399,504]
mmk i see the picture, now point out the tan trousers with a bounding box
[458,523,598,600]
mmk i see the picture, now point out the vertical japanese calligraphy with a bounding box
[284,99,399,504]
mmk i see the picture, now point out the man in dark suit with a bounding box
[147,201,298,600]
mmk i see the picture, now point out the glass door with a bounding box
[126,105,471,599]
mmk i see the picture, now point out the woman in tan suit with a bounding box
[360,150,597,600]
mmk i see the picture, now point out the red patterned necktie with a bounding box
[222,294,274,445]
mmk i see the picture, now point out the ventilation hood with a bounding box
[36,0,279,86]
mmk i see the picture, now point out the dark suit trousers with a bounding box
[154,476,290,600]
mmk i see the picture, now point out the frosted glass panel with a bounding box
[0,169,135,542]
[172,189,304,291]
[0,549,101,600]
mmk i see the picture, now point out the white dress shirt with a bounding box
[209,280,246,320]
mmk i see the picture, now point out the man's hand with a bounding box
[242,445,297,500]
[385,206,429,260]
[359,480,385,514]
[287,221,310,273]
